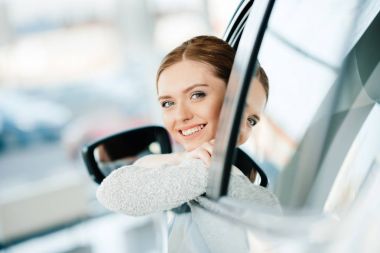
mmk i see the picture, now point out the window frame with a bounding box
[206,0,276,199]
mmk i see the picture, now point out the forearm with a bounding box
[96,158,208,216]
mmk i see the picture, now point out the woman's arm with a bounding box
[97,142,215,216]
[96,158,208,216]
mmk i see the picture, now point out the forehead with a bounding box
[157,60,218,95]
[245,78,267,115]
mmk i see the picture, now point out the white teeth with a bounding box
[181,125,204,136]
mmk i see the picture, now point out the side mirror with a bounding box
[81,126,172,184]
[81,125,268,188]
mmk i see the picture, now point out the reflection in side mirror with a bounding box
[82,126,172,184]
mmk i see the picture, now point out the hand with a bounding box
[183,140,214,167]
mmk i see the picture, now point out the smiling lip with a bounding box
[179,124,206,137]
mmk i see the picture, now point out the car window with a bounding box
[236,0,380,211]
[203,0,379,251]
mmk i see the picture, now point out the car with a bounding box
[0,91,71,150]
[81,0,380,252]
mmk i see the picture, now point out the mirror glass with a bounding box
[93,142,161,177]
[82,126,172,183]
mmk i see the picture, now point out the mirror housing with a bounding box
[82,126,172,184]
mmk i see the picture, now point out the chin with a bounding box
[183,143,197,152]
[182,141,200,152]
[185,139,210,152]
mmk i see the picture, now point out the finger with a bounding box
[194,149,211,167]
[200,150,211,167]
[186,148,210,165]
[201,142,213,156]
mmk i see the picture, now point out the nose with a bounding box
[175,101,193,122]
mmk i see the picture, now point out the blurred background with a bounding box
[0,0,240,252]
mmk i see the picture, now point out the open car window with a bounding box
[200,0,380,251]
[209,0,380,208]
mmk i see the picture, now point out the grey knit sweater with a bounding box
[96,158,281,253]
[96,158,280,215]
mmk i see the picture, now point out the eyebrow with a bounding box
[158,83,209,100]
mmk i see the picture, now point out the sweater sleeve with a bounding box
[227,166,281,210]
[96,158,208,216]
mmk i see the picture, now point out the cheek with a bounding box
[207,97,224,123]
[208,108,220,123]
[238,117,251,145]
[162,113,174,132]
[238,127,248,145]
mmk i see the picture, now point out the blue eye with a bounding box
[191,91,206,100]
[161,101,174,108]
[247,117,257,127]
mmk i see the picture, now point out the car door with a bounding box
[192,0,380,252]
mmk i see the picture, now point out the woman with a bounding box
[96,35,279,216]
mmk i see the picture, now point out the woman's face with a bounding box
[238,77,267,145]
[157,60,226,151]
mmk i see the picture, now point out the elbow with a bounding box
[96,182,146,216]
[95,168,154,216]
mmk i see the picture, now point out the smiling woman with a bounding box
[96,35,278,209]
[96,35,279,253]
